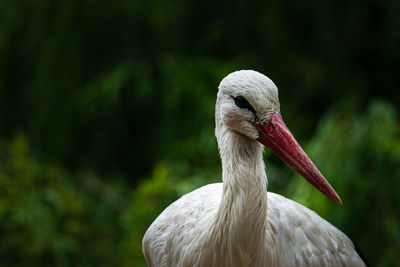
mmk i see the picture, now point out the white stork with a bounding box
[142,70,365,266]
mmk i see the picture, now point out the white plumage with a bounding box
[143,70,365,266]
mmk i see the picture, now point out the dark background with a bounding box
[0,0,399,266]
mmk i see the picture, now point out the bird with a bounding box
[142,70,365,266]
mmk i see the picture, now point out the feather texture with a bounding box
[143,184,364,266]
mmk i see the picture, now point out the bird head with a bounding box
[216,70,342,205]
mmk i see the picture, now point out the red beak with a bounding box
[256,113,342,205]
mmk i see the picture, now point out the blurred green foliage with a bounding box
[1,0,400,266]
[288,101,400,266]
[0,135,129,266]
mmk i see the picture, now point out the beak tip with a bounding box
[335,198,343,205]
[336,196,343,205]
[330,191,343,205]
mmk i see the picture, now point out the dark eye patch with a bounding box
[233,96,257,115]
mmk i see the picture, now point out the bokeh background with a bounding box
[1,0,400,266]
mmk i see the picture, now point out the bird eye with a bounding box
[233,96,256,114]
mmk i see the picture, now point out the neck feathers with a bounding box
[208,125,268,266]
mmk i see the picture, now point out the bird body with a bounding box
[143,184,361,266]
[143,70,365,266]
